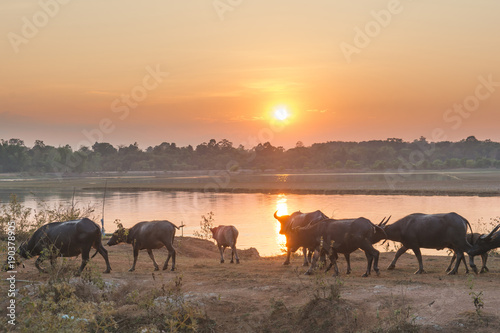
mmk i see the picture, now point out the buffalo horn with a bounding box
[274,210,279,220]
[379,215,391,227]
[484,224,500,240]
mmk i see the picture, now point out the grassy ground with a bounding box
[1,169,500,196]
[2,237,500,332]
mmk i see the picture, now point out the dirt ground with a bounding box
[6,237,500,332]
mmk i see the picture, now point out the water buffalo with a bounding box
[292,217,387,277]
[468,225,500,258]
[377,213,473,275]
[447,233,489,274]
[107,220,178,272]
[17,218,111,276]
[210,225,240,264]
[273,210,329,266]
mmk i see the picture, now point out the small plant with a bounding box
[80,261,105,289]
[312,273,343,301]
[373,291,419,333]
[193,211,215,240]
[467,275,484,314]
[270,298,287,315]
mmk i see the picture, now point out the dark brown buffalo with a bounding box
[273,210,329,266]
[17,218,111,276]
[210,225,240,264]
[376,213,473,275]
[292,217,387,277]
[107,220,178,271]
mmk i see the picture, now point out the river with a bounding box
[1,189,499,257]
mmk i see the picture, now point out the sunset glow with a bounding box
[1,1,499,149]
[274,108,290,121]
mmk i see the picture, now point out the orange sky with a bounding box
[1,1,499,149]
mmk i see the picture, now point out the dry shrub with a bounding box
[371,293,419,333]
[109,276,215,332]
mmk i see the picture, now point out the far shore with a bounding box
[1,169,500,196]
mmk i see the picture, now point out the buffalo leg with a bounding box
[147,249,160,271]
[307,248,313,265]
[448,250,466,275]
[219,245,226,263]
[480,253,488,273]
[302,247,309,266]
[387,246,408,270]
[97,244,111,273]
[447,253,470,273]
[468,254,477,274]
[77,247,91,276]
[305,250,321,275]
[324,250,337,273]
[413,248,426,274]
[283,248,292,265]
[129,246,140,272]
[361,242,380,277]
[344,254,351,275]
[329,251,340,277]
[446,253,456,273]
[35,256,47,273]
[362,251,373,277]
[230,245,240,264]
[461,255,470,274]
[162,242,176,271]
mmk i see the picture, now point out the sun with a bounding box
[273,107,290,121]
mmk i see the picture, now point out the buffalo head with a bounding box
[469,224,500,256]
[374,216,390,244]
[274,211,292,234]
[107,227,128,246]
[209,226,219,238]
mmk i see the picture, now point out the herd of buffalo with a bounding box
[11,210,500,277]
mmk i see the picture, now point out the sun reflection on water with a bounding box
[275,194,288,252]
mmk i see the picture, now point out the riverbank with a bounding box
[2,236,500,332]
[1,169,500,196]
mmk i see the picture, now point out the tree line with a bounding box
[1,136,500,174]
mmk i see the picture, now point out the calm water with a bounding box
[1,189,499,257]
